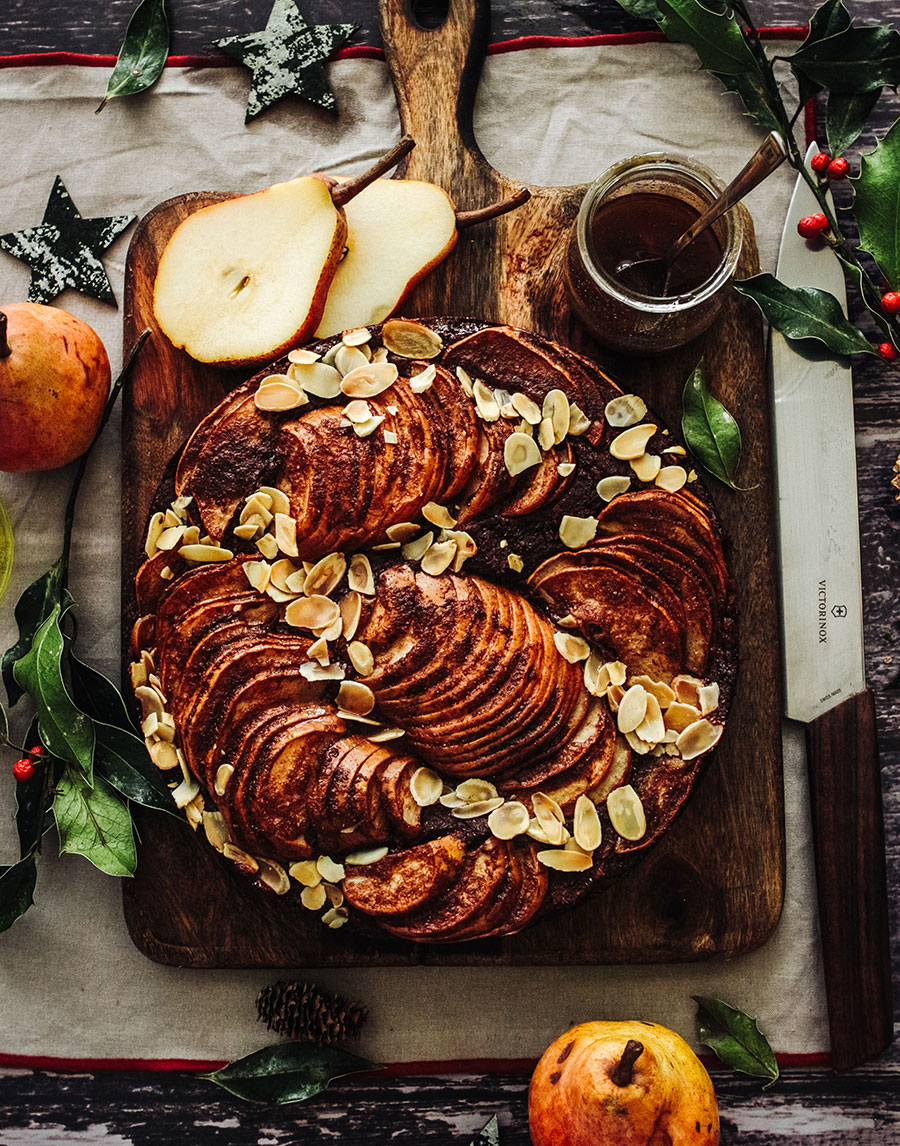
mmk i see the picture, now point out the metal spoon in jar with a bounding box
[615,131,788,297]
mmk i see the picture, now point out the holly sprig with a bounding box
[0,330,182,935]
[616,0,900,362]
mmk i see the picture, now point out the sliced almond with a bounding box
[270,558,300,592]
[155,525,186,551]
[342,327,371,347]
[699,682,720,716]
[254,378,308,411]
[554,632,591,664]
[410,766,443,807]
[274,512,298,557]
[316,616,343,642]
[308,636,330,665]
[451,797,505,819]
[558,462,576,477]
[223,843,259,875]
[610,423,657,460]
[442,529,477,572]
[440,791,467,809]
[635,693,665,743]
[335,343,370,377]
[340,590,363,639]
[607,784,647,841]
[504,431,542,477]
[629,674,675,709]
[559,514,598,550]
[299,661,343,681]
[353,414,385,438]
[148,739,179,770]
[317,855,346,883]
[345,846,389,865]
[656,464,688,493]
[348,553,375,595]
[456,779,499,803]
[455,365,475,396]
[172,774,200,808]
[617,684,648,734]
[507,552,524,573]
[542,389,570,445]
[605,393,648,428]
[421,540,457,575]
[285,594,341,630]
[202,811,231,853]
[473,379,500,422]
[676,718,724,760]
[584,654,611,698]
[401,531,434,562]
[663,701,702,732]
[288,347,321,364]
[526,818,553,845]
[323,906,349,929]
[422,502,457,528]
[347,640,374,677]
[340,361,399,398]
[287,360,343,398]
[243,560,271,593]
[178,544,233,563]
[538,417,555,451]
[256,486,290,516]
[256,534,279,560]
[607,661,627,686]
[366,726,405,743]
[214,763,234,796]
[625,730,651,755]
[673,674,704,707]
[511,392,542,425]
[533,792,566,846]
[234,522,261,541]
[536,848,592,873]
[337,680,375,716]
[344,398,373,423]
[144,512,166,557]
[630,453,661,483]
[488,801,530,840]
[568,404,591,436]
[410,364,437,393]
[289,859,322,886]
[382,318,443,359]
[258,858,291,895]
[573,794,602,852]
[386,522,421,543]
[303,551,347,597]
[301,883,328,911]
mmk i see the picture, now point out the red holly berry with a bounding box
[810,152,831,173]
[12,758,35,782]
[797,213,829,239]
[828,157,850,179]
[881,292,900,314]
[877,342,898,361]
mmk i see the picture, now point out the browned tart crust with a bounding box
[130,318,736,944]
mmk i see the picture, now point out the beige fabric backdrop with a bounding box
[0,44,828,1063]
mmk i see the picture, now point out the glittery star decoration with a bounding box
[0,176,135,306]
[215,0,356,122]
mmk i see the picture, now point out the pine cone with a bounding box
[892,454,900,502]
[256,980,368,1045]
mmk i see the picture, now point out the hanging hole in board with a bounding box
[413,0,449,29]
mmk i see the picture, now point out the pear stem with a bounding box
[610,1040,644,1087]
[330,136,417,207]
[0,311,9,358]
[455,188,531,230]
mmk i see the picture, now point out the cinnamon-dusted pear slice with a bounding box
[135,549,186,615]
[153,138,416,367]
[454,419,518,527]
[476,840,549,938]
[377,757,423,840]
[155,554,260,626]
[400,365,479,498]
[501,440,574,518]
[522,700,617,813]
[342,834,466,918]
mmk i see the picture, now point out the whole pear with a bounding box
[529,1020,719,1146]
[0,303,110,472]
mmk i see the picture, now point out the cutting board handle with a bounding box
[379,0,490,170]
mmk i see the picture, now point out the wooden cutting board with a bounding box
[121,0,784,968]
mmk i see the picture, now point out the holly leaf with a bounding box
[854,119,900,291]
[469,1115,501,1146]
[204,1042,377,1105]
[734,273,876,356]
[694,996,779,1087]
[0,857,37,934]
[681,361,745,490]
[612,0,660,20]
[53,768,136,878]
[12,604,96,781]
[656,0,758,75]
[826,89,881,156]
[93,721,180,817]
[97,0,169,113]
[787,21,900,94]
[714,67,784,134]
[806,0,852,43]
[2,558,65,706]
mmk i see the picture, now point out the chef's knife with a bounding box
[771,144,893,1071]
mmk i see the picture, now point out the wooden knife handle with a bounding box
[806,689,893,1071]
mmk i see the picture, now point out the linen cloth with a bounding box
[0,43,829,1064]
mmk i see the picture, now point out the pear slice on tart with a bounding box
[342,834,467,918]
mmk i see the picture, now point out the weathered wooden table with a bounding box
[1,1,898,1142]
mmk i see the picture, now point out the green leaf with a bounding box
[53,768,136,878]
[826,89,881,156]
[681,362,745,490]
[2,558,65,706]
[0,701,7,746]
[807,0,852,43]
[97,0,169,113]
[734,273,876,356]
[854,118,900,291]
[69,653,137,732]
[613,0,660,20]
[204,1042,377,1105]
[0,856,37,934]
[714,67,784,134]
[469,1115,500,1146]
[15,740,56,857]
[837,254,896,339]
[656,0,758,75]
[12,604,96,781]
[787,22,900,94]
[94,721,180,817]
[694,996,780,1086]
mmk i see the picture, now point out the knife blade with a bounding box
[771,144,893,1071]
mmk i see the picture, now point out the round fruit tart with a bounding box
[130,318,736,943]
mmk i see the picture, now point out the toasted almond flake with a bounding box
[559,514,598,549]
[241,493,273,523]
[273,512,298,557]
[564,836,593,857]
[672,674,703,707]
[421,539,457,575]
[303,552,347,597]
[202,811,231,853]
[574,794,602,851]
[558,462,576,477]
[607,784,647,840]
[325,883,345,908]
[386,522,421,543]
[266,583,299,604]
[299,660,340,681]
[617,684,648,734]
[223,843,259,875]
[500,402,517,419]
[396,532,432,565]
[626,730,652,754]
[285,594,341,630]
[348,553,375,596]
[163,509,181,529]
[494,387,513,409]
[172,775,200,808]
[371,541,401,551]
[288,347,321,364]
[554,632,591,663]
[456,779,499,803]
[636,693,665,743]
[335,344,370,377]
[410,364,437,393]
[144,512,166,557]
[511,392,542,424]
[542,389,570,445]
[258,857,291,895]
[308,636,330,665]
[148,739,179,770]
[214,763,234,796]
[141,711,161,738]
[688,468,698,482]
[256,534,279,560]
[382,318,443,359]
[537,848,592,872]
[323,906,349,928]
[340,590,363,640]
[130,659,148,689]
[605,393,648,428]
[367,726,405,742]
[504,431,542,477]
[383,430,398,445]
[317,855,346,883]
[663,701,702,732]
[347,640,374,676]
[234,521,261,541]
[533,792,566,846]
[156,525,186,551]
[171,493,192,516]
[488,801,530,840]
[301,883,328,911]
[473,378,500,422]
[353,414,386,438]
[340,361,399,399]
[630,452,662,482]
[610,423,657,460]
[341,326,371,347]
[441,528,477,571]
[160,566,174,581]
[664,445,687,456]
[179,543,234,563]
[507,553,524,573]
[345,846,389,865]
[452,797,505,819]
[557,614,577,627]
[181,525,201,547]
[526,818,552,845]
[337,679,376,716]
[344,398,373,423]
[537,418,555,451]
[627,675,672,709]
[676,718,724,760]
[287,360,343,398]
[422,502,457,528]
[439,791,467,808]
[243,560,271,593]
[699,683,720,715]
[656,464,688,493]
[606,661,626,686]
[289,859,322,886]
[568,404,591,436]
[337,708,380,725]
[410,766,443,807]
[606,686,624,714]
[317,616,343,641]
[269,558,299,592]
[584,654,611,698]
[254,379,308,412]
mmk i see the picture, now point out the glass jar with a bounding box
[565,154,744,355]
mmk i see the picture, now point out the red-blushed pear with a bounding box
[315,183,531,338]
[0,303,110,473]
[529,1020,720,1146]
[152,137,415,368]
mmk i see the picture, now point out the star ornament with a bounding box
[216,0,356,123]
[0,176,134,306]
